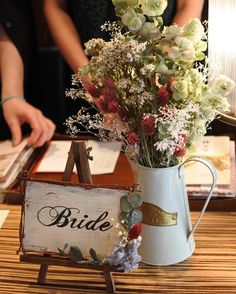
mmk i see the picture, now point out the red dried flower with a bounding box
[104,76,115,88]
[85,83,101,98]
[156,86,170,105]
[174,143,186,157]
[108,100,120,112]
[97,98,109,113]
[127,132,139,145]
[141,115,156,136]
[117,107,128,121]
[102,86,116,101]
[129,224,142,240]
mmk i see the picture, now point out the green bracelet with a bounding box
[0,95,26,106]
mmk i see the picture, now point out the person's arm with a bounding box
[172,0,205,27]
[0,24,55,147]
[44,0,89,73]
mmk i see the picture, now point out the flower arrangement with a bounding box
[105,191,143,272]
[66,0,235,168]
[58,191,143,272]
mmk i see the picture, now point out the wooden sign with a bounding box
[22,180,128,259]
[19,141,143,292]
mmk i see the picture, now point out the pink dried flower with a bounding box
[127,132,139,145]
[156,86,170,105]
[141,115,156,136]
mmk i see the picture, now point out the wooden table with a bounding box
[1,203,236,293]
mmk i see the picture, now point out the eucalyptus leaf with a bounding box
[58,247,65,256]
[69,246,84,262]
[120,195,132,212]
[119,211,131,230]
[119,211,128,222]
[63,243,68,252]
[127,192,143,208]
[131,209,143,224]
[89,248,99,262]
[57,243,68,256]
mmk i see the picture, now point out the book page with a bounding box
[35,140,122,175]
[0,139,28,179]
[0,145,34,190]
[86,140,122,175]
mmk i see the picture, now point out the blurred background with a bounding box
[32,0,235,139]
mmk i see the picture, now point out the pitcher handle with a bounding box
[179,156,217,240]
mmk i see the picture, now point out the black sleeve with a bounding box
[0,0,36,89]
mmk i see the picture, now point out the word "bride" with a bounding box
[37,206,113,232]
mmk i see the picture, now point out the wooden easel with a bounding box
[20,141,123,293]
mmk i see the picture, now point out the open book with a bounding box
[0,139,34,190]
[34,140,122,175]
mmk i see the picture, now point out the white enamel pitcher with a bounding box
[132,157,217,266]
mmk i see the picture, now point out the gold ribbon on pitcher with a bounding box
[140,202,177,226]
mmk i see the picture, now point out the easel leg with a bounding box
[104,271,116,293]
[37,264,48,284]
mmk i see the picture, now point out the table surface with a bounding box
[1,203,236,293]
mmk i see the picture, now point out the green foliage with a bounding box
[127,192,143,208]
[131,209,143,224]
[57,243,68,256]
[120,195,132,212]
[120,191,143,230]
[89,248,100,263]
[69,246,84,262]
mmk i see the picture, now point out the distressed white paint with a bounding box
[22,181,126,259]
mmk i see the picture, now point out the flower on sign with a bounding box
[129,223,142,240]
[105,236,142,272]
[66,0,235,168]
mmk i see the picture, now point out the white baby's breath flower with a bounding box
[140,63,156,75]
[84,38,106,56]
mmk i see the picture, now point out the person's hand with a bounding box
[2,98,55,147]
